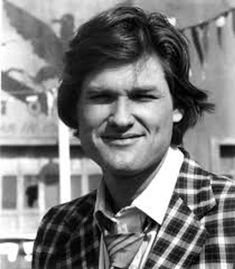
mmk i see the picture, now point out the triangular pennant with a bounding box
[232,10,235,35]
[200,23,209,58]
[215,16,226,48]
[217,27,222,48]
[191,27,204,65]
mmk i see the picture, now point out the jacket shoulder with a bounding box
[32,191,97,268]
[41,190,96,229]
[177,149,235,218]
[210,172,235,199]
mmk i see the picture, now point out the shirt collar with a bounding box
[95,180,113,220]
[94,146,184,226]
[133,146,184,224]
[95,182,146,233]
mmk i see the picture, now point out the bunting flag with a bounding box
[232,10,235,34]
[200,23,209,57]
[216,15,226,48]
[180,7,235,65]
[191,27,204,65]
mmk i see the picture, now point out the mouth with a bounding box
[101,133,144,145]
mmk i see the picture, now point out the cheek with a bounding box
[77,105,92,143]
[159,109,175,134]
[78,105,109,139]
[141,104,174,131]
[77,110,96,158]
[78,105,96,128]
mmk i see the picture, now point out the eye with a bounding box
[88,92,114,104]
[130,92,158,102]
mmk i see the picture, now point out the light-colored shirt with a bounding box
[95,146,184,268]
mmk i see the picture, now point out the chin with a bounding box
[106,168,139,177]
[102,160,145,177]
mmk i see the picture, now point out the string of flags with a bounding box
[2,7,235,115]
[180,8,235,65]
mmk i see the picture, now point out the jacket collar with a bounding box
[144,150,216,268]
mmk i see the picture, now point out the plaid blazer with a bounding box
[32,150,235,269]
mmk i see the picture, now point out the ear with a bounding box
[173,108,183,123]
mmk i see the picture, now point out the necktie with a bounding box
[97,206,154,268]
[104,232,145,268]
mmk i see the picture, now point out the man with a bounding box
[32,6,235,269]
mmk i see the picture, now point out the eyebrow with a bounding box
[131,86,158,93]
[84,87,113,96]
[85,86,159,94]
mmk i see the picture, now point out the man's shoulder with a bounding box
[209,173,235,209]
[185,151,235,200]
[32,191,99,268]
[177,148,235,212]
[40,191,97,231]
[180,148,235,190]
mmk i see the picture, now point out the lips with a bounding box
[102,133,143,140]
[101,133,144,146]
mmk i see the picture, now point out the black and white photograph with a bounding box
[1,0,235,268]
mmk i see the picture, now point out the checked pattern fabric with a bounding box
[32,149,235,269]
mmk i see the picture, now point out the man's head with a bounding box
[77,55,183,177]
[58,5,214,146]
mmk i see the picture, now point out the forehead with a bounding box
[82,55,168,92]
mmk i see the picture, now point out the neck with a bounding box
[103,162,161,212]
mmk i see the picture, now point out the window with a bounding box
[220,144,235,180]
[44,175,59,209]
[2,175,17,209]
[211,138,235,181]
[24,175,39,209]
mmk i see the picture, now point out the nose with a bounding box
[108,97,134,129]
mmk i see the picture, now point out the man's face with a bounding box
[77,55,182,177]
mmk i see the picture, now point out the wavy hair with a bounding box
[58,5,214,145]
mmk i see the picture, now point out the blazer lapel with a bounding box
[144,154,217,269]
[145,192,208,269]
